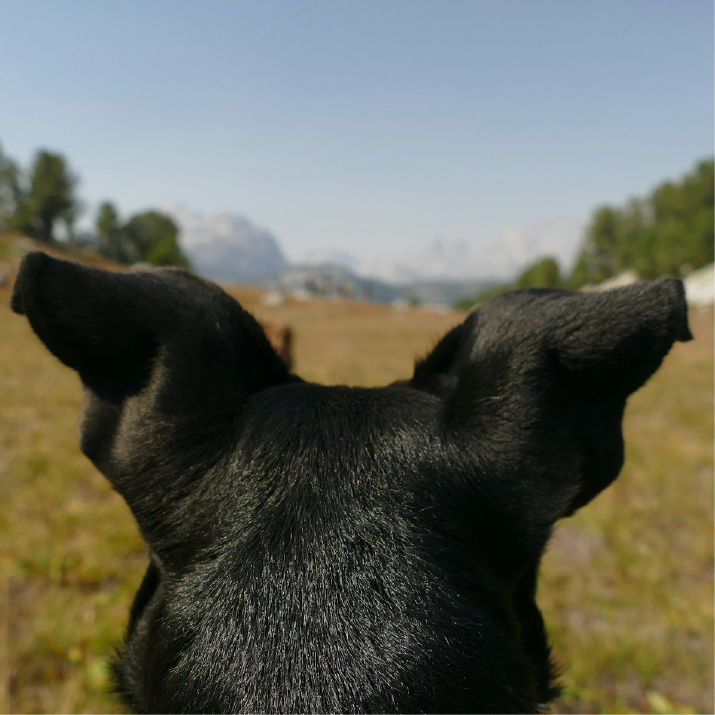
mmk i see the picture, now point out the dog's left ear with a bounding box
[411,279,691,516]
[12,253,294,564]
[11,253,292,468]
[11,252,290,403]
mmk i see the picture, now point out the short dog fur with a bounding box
[11,252,691,713]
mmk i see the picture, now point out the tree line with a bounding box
[2,142,711,292]
[457,157,713,309]
[0,141,190,268]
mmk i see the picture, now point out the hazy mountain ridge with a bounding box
[353,223,584,284]
[270,262,497,305]
[169,207,582,304]
[169,206,288,282]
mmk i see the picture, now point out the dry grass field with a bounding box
[0,239,712,713]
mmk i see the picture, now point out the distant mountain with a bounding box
[270,263,496,307]
[274,264,359,293]
[169,206,288,283]
[302,249,361,272]
[354,222,584,284]
[168,206,582,303]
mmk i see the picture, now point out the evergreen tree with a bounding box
[455,255,562,309]
[0,143,23,229]
[123,210,190,268]
[570,158,714,287]
[92,206,191,268]
[515,256,562,289]
[14,150,78,242]
[94,201,139,263]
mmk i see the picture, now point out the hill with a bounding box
[270,262,496,306]
[168,207,288,283]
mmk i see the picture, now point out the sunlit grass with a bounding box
[1,272,712,713]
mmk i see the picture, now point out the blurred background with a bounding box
[0,1,712,712]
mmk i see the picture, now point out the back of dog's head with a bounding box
[11,252,690,713]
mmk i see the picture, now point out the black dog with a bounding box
[11,252,691,713]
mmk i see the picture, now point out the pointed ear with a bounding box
[410,279,691,516]
[547,279,692,392]
[11,252,290,402]
[12,252,294,569]
[11,251,292,471]
[413,279,690,403]
[12,252,158,397]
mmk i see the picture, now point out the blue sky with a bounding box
[1,0,712,270]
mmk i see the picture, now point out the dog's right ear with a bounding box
[410,279,691,521]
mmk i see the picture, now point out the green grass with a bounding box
[1,274,712,713]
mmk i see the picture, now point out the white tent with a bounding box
[581,270,639,292]
[684,263,714,308]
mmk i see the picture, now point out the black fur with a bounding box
[11,252,691,713]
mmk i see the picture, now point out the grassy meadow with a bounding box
[0,241,712,713]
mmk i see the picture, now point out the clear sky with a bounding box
[1,0,712,268]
